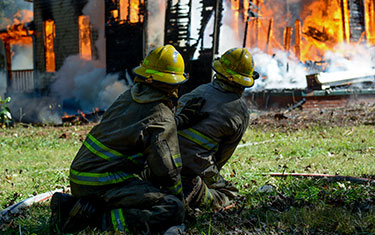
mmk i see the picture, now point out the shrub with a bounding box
[0,96,13,127]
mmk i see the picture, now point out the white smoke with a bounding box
[324,44,375,73]
[146,0,166,52]
[51,57,127,113]
[218,1,244,53]
[250,48,307,90]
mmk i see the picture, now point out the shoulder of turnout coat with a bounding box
[177,79,250,181]
[70,82,182,197]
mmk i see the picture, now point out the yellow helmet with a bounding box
[133,45,187,85]
[212,48,258,88]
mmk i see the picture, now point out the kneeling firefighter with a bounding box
[49,45,207,234]
[177,48,259,210]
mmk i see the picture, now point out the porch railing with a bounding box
[9,69,34,92]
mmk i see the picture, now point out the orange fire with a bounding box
[78,15,93,61]
[0,24,33,45]
[300,0,345,61]
[231,0,240,10]
[120,0,144,23]
[12,10,33,25]
[230,0,375,62]
[0,10,34,45]
[44,20,55,72]
[243,0,249,21]
[365,0,375,44]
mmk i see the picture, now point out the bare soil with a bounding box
[249,103,375,130]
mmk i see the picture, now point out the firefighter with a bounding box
[177,48,259,210]
[49,45,207,234]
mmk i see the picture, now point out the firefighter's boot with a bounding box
[61,198,99,233]
[49,192,77,234]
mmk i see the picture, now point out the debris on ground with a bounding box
[250,103,375,130]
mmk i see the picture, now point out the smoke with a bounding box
[0,0,33,28]
[82,0,105,66]
[324,44,375,73]
[250,48,307,90]
[219,1,244,53]
[11,44,33,70]
[50,0,127,115]
[0,0,33,87]
[52,55,126,111]
[146,0,166,52]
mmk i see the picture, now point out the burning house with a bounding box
[0,0,375,122]
[231,0,375,109]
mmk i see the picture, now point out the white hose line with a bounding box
[236,140,275,149]
[0,189,66,223]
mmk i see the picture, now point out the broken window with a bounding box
[44,19,55,72]
[78,15,92,60]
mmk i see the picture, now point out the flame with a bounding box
[0,10,34,45]
[365,0,375,44]
[243,0,249,21]
[341,0,350,43]
[12,10,33,25]
[78,15,92,61]
[300,0,346,61]
[44,20,55,72]
[234,0,375,63]
[120,0,144,23]
[231,0,239,10]
[0,24,33,45]
[232,10,240,42]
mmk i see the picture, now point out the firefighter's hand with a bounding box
[175,97,209,130]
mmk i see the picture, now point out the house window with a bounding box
[44,19,55,72]
[78,15,92,60]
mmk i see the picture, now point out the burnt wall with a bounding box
[105,23,144,74]
[33,0,88,74]
[105,0,145,76]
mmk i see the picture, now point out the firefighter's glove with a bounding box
[175,97,209,130]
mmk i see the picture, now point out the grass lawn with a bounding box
[1,105,375,234]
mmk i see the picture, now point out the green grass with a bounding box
[0,124,89,210]
[1,122,375,234]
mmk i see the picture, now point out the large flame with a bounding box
[230,0,375,63]
[78,15,93,61]
[120,0,144,23]
[44,19,55,72]
[300,0,345,61]
[365,0,375,44]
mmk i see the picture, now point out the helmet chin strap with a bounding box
[214,74,243,88]
[213,75,245,94]
[134,76,179,98]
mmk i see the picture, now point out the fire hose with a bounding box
[0,188,66,224]
[266,172,375,185]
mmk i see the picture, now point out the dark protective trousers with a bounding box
[71,178,185,233]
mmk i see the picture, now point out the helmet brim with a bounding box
[133,66,188,85]
[212,60,255,88]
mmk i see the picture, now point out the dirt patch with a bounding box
[250,103,375,130]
